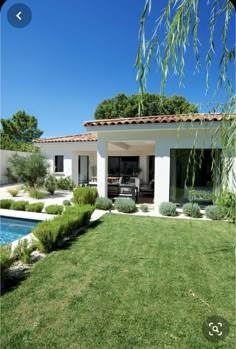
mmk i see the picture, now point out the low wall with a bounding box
[0,150,31,185]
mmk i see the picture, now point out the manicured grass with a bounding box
[1,215,235,349]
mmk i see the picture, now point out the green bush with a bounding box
[114,198,136,213]
[57,176,75,191]
[205,205,226,220]
[95,197,112,210]
[73,187,97,205]
[63,199,71,206]
[26,202,44,213]
[44,175,57,194]
[216,191,236,221]
[11,200,29,211]
[33,205,95,252]
[13,239,32,264]
[7,187,20,197]
[183,203,201,218]
[33,219,63,253]
[8,151,49,188]
[28,189,47,200]
[0,199,14,209]
[139,204,148,212]
[159,202,177,216]
[0,245,14,285]
[65,205,95,226]
[45,205,64,215]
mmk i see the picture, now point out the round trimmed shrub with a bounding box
[0,199,14,209]
[63,199,71,206]
[205,205,226,220]
[11,200,29,211]
[95,197,112,210]
[26,202,44,213]
[114,198,136,213]
[45,204,64,215]
[159,202,177,216]
[139,204,148,212]
[183,203,201,218]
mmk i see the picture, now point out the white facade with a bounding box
[36,120,235,210]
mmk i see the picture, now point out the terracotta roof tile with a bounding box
[84,113,235,127]
[34,133,97,144]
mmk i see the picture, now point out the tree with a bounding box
[94,93,197,119]
[0,110,43,150]
[136,0,235,97]
[8,152,49,188]
[135,0,235,226]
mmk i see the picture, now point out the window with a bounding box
[55,155,64,172]
[108,156,139,177]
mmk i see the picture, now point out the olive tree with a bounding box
[8,152,49,188]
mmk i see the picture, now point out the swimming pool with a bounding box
[0,216,41,245]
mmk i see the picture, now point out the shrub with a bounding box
[216,191,236,221]
[45,205,64,215]
[159,202,177,216]
[33,219,63,253]
[73,187,97,205]
[33,205,95,252]
[95,197,112,210]
[114,198,136,213]
[183,203,201,218]
[44,175,57,194]
[205,205,226,220]
[8,152,49,188]
[14,239,32,264]
[7,187,20,197]
[57,177,75,191]
[63,199,71,206]
[0,245,14,286]
[65,205,95,226]
[26,202,44,213]
[11,200,29,211]
[28,189,47,200]
[139,204,148,212]
[0,199,14,209]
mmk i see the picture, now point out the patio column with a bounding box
[97,139,108,197]
[154,141,170,210]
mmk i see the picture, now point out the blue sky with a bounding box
[1,0,235,137]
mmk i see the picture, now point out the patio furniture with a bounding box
[118,184,138,201]
[139,180,154,197]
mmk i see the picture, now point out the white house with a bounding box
[34,113,235,209]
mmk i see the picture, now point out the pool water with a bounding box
[0,216,40,245]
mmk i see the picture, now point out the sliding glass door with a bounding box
[169,149,221,203]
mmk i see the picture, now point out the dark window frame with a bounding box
[55,155,64,173]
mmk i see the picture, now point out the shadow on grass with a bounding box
[204,244,235,255]
[1,268,31,296]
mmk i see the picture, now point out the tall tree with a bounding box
[136,0,235,97]
[135,0,235,199]
[1,110,43,144]
[94,93,197,119]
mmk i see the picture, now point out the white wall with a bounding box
[0,150,31,185]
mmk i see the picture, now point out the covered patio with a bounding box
[84,114,224,209]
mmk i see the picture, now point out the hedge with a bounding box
[33,205,94,253]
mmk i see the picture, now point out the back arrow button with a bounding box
[16,11,22,20]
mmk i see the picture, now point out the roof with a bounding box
[84,113,234,127]
[34,113,235,144]
[34,133,97,144]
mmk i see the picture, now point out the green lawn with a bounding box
[1,214,235,349]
